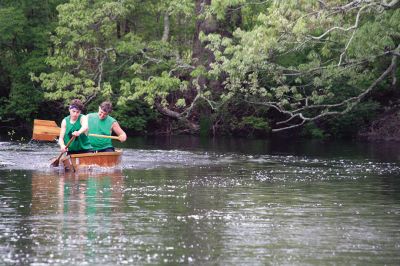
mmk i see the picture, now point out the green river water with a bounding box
[0,136,399,265]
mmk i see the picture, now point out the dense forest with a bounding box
[0,0,399,139]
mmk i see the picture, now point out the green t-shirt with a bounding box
[87,113,116,151]
[63,114,92,152]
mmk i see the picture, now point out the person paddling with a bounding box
[59,99,93,154]
[87,101,127,152]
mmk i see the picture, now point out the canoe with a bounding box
[62,150,122,171]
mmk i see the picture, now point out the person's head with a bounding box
[69,99,84,119]
[98,101,113,120]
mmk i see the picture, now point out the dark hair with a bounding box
[69,99,84,111]
[100,101,113,113]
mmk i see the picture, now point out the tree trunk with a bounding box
[162,12,170,42]
[192,0,242,91]
[192,0,216,70]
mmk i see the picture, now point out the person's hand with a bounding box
[60,144,67,152]
[118,135,125,142]
[72,130,81,137]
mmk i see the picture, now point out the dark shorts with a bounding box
[67,149,95,155]
[96,147,115,152]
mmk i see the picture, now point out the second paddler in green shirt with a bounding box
[87,101,127,152]
[59,99,93,154]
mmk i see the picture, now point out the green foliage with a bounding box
[206,0,399,134]
[239,116,270,131]
[119,72,184,106]
[301,123,328,139]
[34,0,127,103]
[326,101,380,139]
[199,116,212,137]
[0,1,65,126]
[0,7,26,44]
[301,101,381,139]
[1,0,397,138]
[348,9,400,59]
[209,0,246,20]
[112,100,158,132]
[34,0,194,133]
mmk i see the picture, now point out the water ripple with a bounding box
[1,141,399,182]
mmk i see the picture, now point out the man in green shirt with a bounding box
[87,101,127,152]
[59,99,93,154]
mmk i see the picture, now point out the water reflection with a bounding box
[29,171,125,264]
[125,136,400,162]
[32,170,124,214]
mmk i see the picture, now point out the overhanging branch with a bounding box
[248,45,399,132]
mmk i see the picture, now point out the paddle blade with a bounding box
[32,119,60,141]
[50,152,65,167]
[50,157,60,167]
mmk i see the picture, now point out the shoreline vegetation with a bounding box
[0,1,399,140]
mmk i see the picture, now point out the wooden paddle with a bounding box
[50,136,76,167]
[33,119,120,141]
[88,133,120,140]
[33,119,60,141]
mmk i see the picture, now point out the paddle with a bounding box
[50,136,76,167]
[88,133,120,140]
[33,119,120,141]
[33,119,60,141]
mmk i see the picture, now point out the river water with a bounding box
[0,136,399,265]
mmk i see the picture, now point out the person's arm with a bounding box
[72,115,89,137]
[111,121,127,142]
[59,119,67,152]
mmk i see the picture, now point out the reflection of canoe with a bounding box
[62,150,122,171]
[32,170,124,214]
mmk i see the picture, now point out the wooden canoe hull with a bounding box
[63,150,122,170]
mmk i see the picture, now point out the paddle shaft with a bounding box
[33,119,120,141]
[89,133,120,140]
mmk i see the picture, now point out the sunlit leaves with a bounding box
[37,71,98,102]
[176,98,186,107]
[206,0,399,124]
[158,0,194,16]
[116,33,145,54]
[34,0,198,132]
[348,9,400,59]
[209,0,246,20]
[119,72,183,107]
[24,0,398,134]
[37,0,129,103]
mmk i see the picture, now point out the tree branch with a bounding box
[155,101,200,132]
[248,45,399,132]
[310,3,373,41]
[381,0,400,8]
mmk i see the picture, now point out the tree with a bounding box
[206,0,400,132]
[35,0,254,134]
[34,0,198,132]
[32,0,399,136]
[0,0,65,129]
